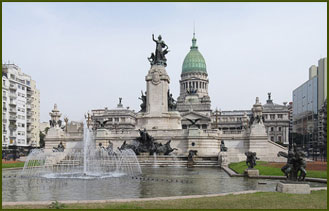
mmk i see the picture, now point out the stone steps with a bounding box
[50,158,220,168]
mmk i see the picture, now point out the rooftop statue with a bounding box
[148,34,169,67]
[278,144,307,181]
[95,119,110,129]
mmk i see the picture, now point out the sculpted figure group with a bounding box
[278,144,307,181]
[119,128,177,156]
[49,119,62,128]
[245,151,259,169]
[53,142,65,152]
[148,34,169,67]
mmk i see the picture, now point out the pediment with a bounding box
[181,111,211,121]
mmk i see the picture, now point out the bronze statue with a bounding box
[187,150,198,167]
[119,129,176,156]
[156,140,178,155]
[167,90,177,111]
[245,151,259,169]
[220,140,228,152]
[278,144,307,181]
[95,119,110,129]
[53,141,65,152]
[138,91,147,112]
[186,118,201,128]
[149,34,169,66]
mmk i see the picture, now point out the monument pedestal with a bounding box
[136,112,181,130]
[244,169,259,177]
[136,64,181,130]
[276,182,310,194]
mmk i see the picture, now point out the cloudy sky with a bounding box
[2,2,327,122]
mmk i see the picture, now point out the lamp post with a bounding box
[214,108,220,129]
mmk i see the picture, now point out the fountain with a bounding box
[21,121,142,179]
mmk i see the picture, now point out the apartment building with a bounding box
[2,64,40,147]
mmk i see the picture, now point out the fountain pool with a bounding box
[2,167,326,202]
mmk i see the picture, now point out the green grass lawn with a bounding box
[229,161,327,179]
[1,162,25,168]
[2,190,327,209]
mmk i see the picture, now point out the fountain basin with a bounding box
[2,167,326,202]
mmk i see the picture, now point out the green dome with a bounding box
[182,34,207,74]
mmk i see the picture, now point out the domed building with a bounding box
[177,34,212,129]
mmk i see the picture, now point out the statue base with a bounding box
[276,182,310,194]
[218,152,229,167]
[136,111,181,130]
[244,169,259,177]
[187,160,195,168]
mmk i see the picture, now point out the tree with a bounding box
[39,131,46,148]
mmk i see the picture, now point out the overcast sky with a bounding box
[3,2,327,122]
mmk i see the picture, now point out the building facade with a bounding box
[292,57,327,158]
[2,64,40,147]
[91,99,136,132]
[262,93,289,145]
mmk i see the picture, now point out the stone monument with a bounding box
[136,34,181,130]
[45,104,65,151]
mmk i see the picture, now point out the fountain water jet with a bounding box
[21,121,142,179]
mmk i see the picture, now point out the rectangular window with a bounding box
[115,118,119,122]
[271,127,274,131]
[278,114,283,119]
[270,136,274,141]
[278,127,282,131]
[278,136,282,142]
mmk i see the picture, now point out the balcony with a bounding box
[26,119,32,124]
[9,115,17,121]
[9,132,17,137]
[27,111,32,117]
[9,100,16,106]
[9,93,17,99]
[27,126,32,132]
[9,84,17,90]
[9,124,17,129]
[9,109,17,114]
[26,104,31,109]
